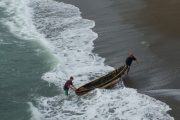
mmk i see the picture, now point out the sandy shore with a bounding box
[140,0,180,69]
[142,0,180,35]
[139,1,180,118]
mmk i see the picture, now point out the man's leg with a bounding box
[126,66,130,74]
[64,89,69,96]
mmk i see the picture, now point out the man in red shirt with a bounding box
[63,76,76,96]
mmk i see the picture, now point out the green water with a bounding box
[0,24,59,120]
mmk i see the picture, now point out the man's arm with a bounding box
[69,85,76,91]
[133,56,138,64]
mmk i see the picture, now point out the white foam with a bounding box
[0,0,56,59]
[28,102,42,120]
[0,0,174,119]
[29,0,113,87]
[0,0,37,39]
[35,88,173,120]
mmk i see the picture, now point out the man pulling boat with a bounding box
[63,76,76,96]
[125,52,138,74]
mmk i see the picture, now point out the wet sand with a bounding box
[139,1,180,118]
[142,0,180,35]
[140,0,180,69]
[58,0,180,119]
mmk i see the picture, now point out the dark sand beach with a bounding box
[58,0,180,119]
[138,0,180,68]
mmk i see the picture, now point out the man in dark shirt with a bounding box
[125,53,138,74]
[63,76,76,96]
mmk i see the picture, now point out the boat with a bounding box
[75,65,128,96]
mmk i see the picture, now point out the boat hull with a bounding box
[75,65,128,96]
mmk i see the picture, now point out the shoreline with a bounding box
[58,0,180,119]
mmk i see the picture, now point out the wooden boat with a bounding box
[75,65,128,96]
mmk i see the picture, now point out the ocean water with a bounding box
[0,0,174,120]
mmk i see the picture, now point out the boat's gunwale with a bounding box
[75,65,127,96]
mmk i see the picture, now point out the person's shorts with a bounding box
[64,89,69,96]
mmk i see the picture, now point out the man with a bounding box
[125,52,138,74]
[63,76,76,96]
